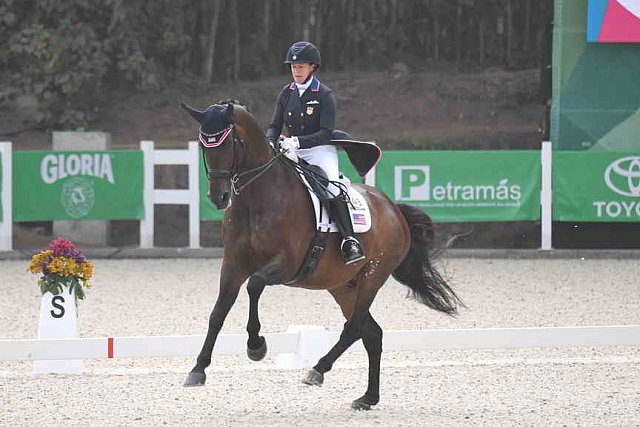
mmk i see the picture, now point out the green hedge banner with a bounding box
[13,151,144,221]
[375,150,541,222]
[199,150,361,221]
[553,151,640,222]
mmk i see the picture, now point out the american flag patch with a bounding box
[352,213,366,225]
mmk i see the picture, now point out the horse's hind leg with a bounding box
[352,314,382,410]
[304,281,384,410]
[246,276,268,361]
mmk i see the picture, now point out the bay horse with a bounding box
[181,100,463,410]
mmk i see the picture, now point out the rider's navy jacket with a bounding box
[266,75,336,149]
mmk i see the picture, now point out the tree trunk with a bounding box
[230,0,240,81]
[201,0,224,83]
[505,0,513,67]
[262,0,272,74]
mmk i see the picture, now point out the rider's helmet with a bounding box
[284,41,321,69]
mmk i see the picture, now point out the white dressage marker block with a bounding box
[34,288,83,374]
[276,325,331,369]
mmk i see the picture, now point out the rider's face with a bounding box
[290,63,315,84]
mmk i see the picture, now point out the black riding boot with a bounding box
[329,199,365,265]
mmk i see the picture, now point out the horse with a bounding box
[181,100,464,410]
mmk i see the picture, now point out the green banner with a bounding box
[199,158,224,221]
[376,151,541,222]
[552,0,640,151]
[13,151,144,221]
[554,151,640,222]
[199,150,363,221]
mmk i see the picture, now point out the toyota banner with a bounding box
[553,151,640,222]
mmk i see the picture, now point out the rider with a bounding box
[266,41,365,265]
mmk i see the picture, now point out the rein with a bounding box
[201,125,285,196]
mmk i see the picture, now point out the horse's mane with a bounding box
[216,99,250,113]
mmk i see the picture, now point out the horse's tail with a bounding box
[392,203,465,316]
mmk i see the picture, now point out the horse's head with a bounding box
[182,101,238,209]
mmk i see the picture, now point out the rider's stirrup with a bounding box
[341,237,365,265]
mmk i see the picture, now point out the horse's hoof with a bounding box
[351,395,378,411]
[301,369,324,386]
[247,336,267,361]
[183,372,206,387]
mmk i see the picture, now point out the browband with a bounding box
[198,125,233,148]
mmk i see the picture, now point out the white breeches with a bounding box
[296,145,340,197]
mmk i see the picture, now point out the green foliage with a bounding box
[39,274,86,300]
[1,0,549,129]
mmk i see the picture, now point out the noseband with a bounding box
[200,124,283,195]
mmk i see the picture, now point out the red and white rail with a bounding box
[2,325,639,364]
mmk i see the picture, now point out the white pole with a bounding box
[541,141,552,250]
[364,164,376,186]
[140,140,155,248]
[0,142,12,251]
[188,140,200,248]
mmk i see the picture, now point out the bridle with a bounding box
[200,123,283,196]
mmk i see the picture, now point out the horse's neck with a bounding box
[236,120,272,169]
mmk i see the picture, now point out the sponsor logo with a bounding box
[593,156,640,218]
[394,165,522,206]
[41,153,115,185]
[60,177,95,218]
[603,156,640,197]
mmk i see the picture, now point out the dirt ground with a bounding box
[1,258,639,426]
[5,66,544,151]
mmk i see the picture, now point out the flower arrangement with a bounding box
[28,238,94,300]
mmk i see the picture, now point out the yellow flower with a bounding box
[48,257,78,277]
[27,250,53,274]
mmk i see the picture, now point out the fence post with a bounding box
[187,141,200,248]
[0,142,12,251]
[140,140,154,248]
[541,140,552,250]
[364,163,376,186]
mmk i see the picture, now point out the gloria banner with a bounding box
[13,151,144,221]
[375,151,541,222]
[554,151,640,221]
[199,151,362,221]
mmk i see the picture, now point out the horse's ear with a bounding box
[223,102,234,122]
[181,101,205,123]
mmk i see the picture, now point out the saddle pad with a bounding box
[300,175,372,234]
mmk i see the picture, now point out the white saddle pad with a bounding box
[300,175,372,234]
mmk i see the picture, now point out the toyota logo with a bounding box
[604,156,640,197]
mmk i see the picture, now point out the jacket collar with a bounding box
[288,75,320,92]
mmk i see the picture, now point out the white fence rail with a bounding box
[2,325,639,365]
[0,140,556,252]
[0,142,11,251]
[140,140,200,248]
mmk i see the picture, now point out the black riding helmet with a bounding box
[284,41,321,69]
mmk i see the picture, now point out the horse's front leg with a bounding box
[246,276,268,361]
[184,271,246,387]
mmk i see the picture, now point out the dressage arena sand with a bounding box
[1,257,639,426]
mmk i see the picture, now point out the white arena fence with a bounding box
[0,141,554,251]
[2,325,639,368]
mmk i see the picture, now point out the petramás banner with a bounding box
[13,151,144,221]
[553,151,640,222]
[375,151,540,222]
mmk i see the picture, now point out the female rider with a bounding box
[266,41,365,265]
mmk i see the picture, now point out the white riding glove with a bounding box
[279,137,300,162]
